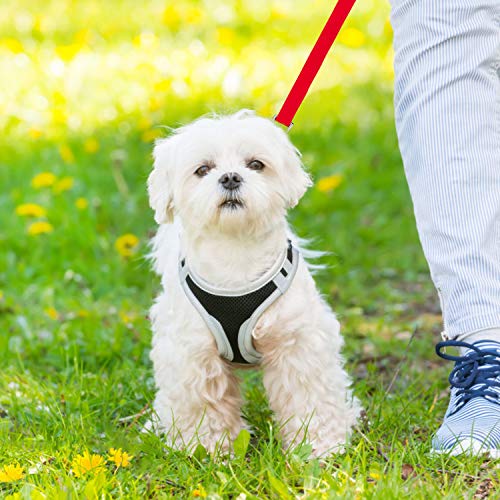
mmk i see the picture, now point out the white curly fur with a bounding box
[147,110,361,457]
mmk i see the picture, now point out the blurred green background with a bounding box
[0,1,453,497]
[0,0,429,325]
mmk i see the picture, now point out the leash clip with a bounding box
[272,114,294,131]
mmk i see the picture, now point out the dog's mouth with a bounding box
[219,198,244,210]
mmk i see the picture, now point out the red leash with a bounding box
[274,0,358,129]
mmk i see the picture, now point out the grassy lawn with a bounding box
[1,0,498,498]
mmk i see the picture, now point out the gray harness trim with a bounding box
[179,241,299,364]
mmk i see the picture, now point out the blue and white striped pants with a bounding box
[390,1,500,341]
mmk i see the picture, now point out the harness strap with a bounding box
[179,241,299,364]
[274,0,358,128]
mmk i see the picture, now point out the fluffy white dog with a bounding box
[147,109,360,457]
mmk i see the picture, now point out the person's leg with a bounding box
[390,0,500,454]
[391,0,500,340]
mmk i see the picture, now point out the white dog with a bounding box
[147,109,360,457]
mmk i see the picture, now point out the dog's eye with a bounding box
[195,165,211,177]
[246,160,265,171]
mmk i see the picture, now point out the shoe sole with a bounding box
[431,439,500,459]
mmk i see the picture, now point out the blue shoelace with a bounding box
[436,340,500,416]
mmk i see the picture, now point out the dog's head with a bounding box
[148,110,311,235]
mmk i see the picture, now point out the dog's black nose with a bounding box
[219,172,242,190]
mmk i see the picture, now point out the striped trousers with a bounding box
[390,1,500,341]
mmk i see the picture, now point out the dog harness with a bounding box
[179,241,299,364]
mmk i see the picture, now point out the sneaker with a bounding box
[431,339,500,457]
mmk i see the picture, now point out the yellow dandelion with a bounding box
[75,197,88,210]
[0,38,24,54]
[369,471,381,481]
[132,32,158,49]
[84,138,99,153]
[53,176,74,194]
[33,15,46,34]
[107,448,133,468]
[154,80,171,93]
[15,203,47,218]
[55,43,82,62]
[186,6,204,25]
[28,128,43,139]
[0,464,25,483]
[74,29,90,45]
[257,101,274,117]
[119,311,136,325]
[338,27,366,48]
[32,172,57,189]
[44,307,59,320]
[317,174,344,192]
[77,309,89,318]
[115,234,139,258]
[162,5,181,29]
[52,108,67,125]
[192,485,207,498]
[148,97,162,112]
[59,144,75,164]
[27,221,54,236]
[71,451,106,478]
[216,27,236,45]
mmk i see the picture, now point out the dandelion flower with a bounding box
[53,176,74,193]
[339,27,366,48]
[75,197,88,210]
[27,221,54,236]
[59,144,75,164]
[1,38,24,54]
[44,307,59,320]
[115,234,139,257]
[29,128,43,139]
[162,5,181,28]
[217,27,236,45]
[55,43,82,62]
[16,203,47,217]
[192,486,207,497]
[71,451,105,478]
[32,172,57,189]
[119,311,136,325]
[52,108,67,125]
[84,138,99,153]
[107,448,133,468]
[0,464,25,483]
[317,174,343,193]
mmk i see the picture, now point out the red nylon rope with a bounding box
[274,0,358,128]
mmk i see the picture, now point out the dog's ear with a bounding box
[148,136,176,224]
[277,131,313,208]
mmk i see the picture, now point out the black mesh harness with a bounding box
[179,241,299,364]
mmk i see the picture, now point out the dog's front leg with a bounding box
[260,321,360,457]
[150,304,245,454]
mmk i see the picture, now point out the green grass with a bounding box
[1,0,499,498]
